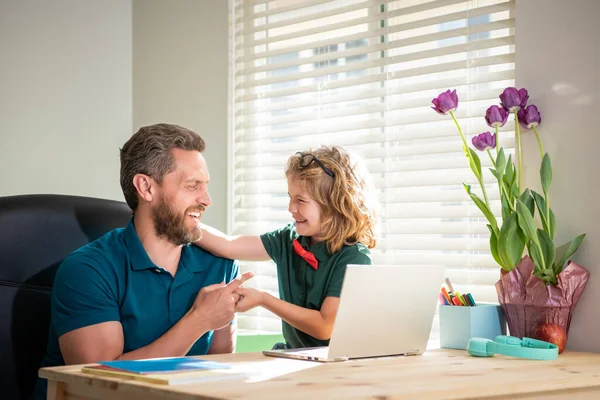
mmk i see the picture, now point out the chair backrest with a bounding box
[0,194,131,400]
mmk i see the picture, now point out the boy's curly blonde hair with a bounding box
[286,146,378,254]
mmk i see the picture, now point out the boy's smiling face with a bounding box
[287,176,323,242]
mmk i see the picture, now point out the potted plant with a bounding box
[432,88,590,352]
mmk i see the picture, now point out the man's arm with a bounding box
[59,308,211,364]
[59,273,253,364]
[207,323,236,354]
[196,223,270,261]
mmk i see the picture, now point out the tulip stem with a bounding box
[480,179,491,211]
[532,125,550,220]
[532,126,544,158]
[502,184,516,213]
[450,111,468,154]
[487,149,496,168]
[514,112,523,193]
[487,148,509,213]
[450,111,491,210]
[495,125,499,158]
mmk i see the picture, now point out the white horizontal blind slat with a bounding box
[237,1,513,53]
[238,36,513,89]
[236,70,514,110]
[235,53,514,103]
[237,18,513,77]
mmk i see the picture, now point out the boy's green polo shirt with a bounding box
[39,218,238,370]
[260,223,371,349]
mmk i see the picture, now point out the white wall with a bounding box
[517,0,600,352]
[132,0,229,231]
[0,0,133,201]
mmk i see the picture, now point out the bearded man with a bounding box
[35,123,252,399]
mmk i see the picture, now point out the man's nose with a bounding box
[288,200,296,214]
[198,190,212,207]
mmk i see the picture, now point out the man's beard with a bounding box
[152,195,204,245]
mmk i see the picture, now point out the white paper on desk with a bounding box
[228,359,321,383]
[165,358,319,384]
[168,370,253,385]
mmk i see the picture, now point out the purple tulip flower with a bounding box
[518,88,529,108]
[499,87,529,113]
[431,89,459,115]
[485,105,509,128]
[472,131,497,151]
[518,105,542,129]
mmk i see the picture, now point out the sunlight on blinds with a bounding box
[231,0,515,336]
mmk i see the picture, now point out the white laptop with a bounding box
[263,264,445,362]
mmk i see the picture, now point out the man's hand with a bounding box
[234,287,266,313]
[191,271,254,331]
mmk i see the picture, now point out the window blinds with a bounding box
[230,0,515,335]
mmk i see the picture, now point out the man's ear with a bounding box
[132,174,156,203]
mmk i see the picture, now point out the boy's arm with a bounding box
[263,295,339,340]
[196,223,270,261]
[242,247,370,340]
[235,289,339,340]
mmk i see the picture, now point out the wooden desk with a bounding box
[40,349,600,400]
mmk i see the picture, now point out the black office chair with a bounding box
[0,194,131,400]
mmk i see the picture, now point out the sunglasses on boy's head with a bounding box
[296,152,335,178]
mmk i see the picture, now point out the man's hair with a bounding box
[120,123,206,210]
[286,146,378,254]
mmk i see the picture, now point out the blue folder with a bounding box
[99,357,232,374]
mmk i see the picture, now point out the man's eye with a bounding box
[187,185,198,190]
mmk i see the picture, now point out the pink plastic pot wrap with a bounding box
[495,256,590,339]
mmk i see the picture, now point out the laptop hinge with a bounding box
[405,350,419,356]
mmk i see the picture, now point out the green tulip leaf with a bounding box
[516,200,539,246]
[519,189,535,217]
[496,148,506,177]
[467,148,483,180]
[501,194,511,221]
[505,154,515,185]
[511,182,520,198]
[495,148,506,190]
[497,213,526,271]
[529,241,545,271]
[540,268,555,277]
[541,153,552,196]
[557,233,586,271]
[487,224,504,268]
[531,190,550,233]
[549,208,556,239]
[537,229,555,272]
[463,183,498,232]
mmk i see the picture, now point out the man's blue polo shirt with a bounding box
[36,218,238,397]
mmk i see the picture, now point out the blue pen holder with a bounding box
[439,304,506,350]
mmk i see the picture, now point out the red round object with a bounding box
[534,323,567,354]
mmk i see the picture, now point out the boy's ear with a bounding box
[132,174,156,203]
